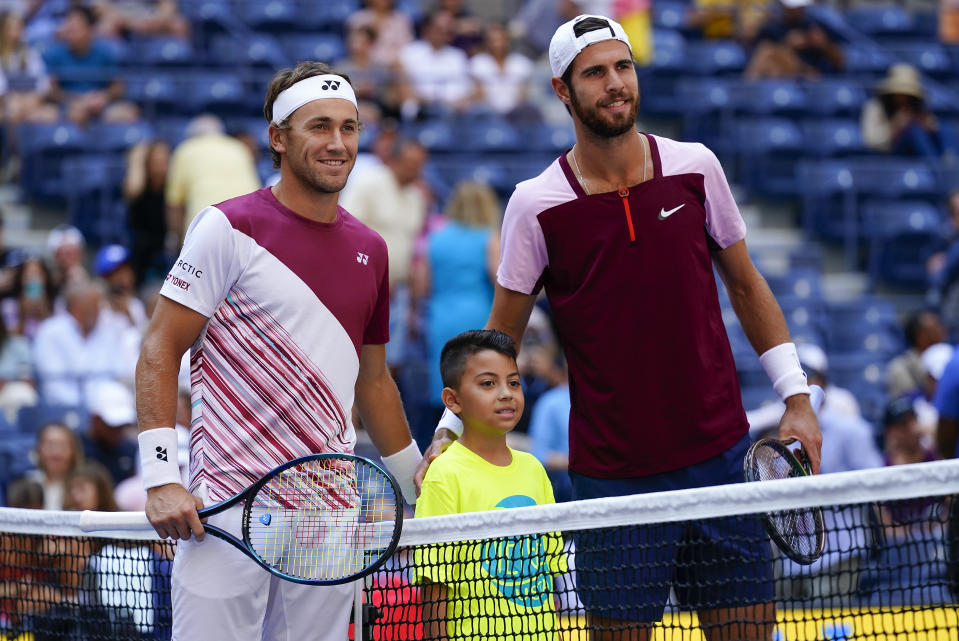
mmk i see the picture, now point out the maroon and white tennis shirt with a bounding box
[499,134,749,479]
[159,188,390,501]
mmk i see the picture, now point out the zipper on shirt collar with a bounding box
[618,187,636,243]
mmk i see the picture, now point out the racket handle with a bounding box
[79,510,153,532]
[809,384,824,414]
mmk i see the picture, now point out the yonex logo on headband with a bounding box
[271,74,358,124]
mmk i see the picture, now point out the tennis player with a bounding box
[135,61,422,641]
[415,329,566,641]
[419,15,822,641]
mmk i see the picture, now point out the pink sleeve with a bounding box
[699,144,746,249]
[496,185,550,295]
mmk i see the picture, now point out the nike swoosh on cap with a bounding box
[658,204,685,220]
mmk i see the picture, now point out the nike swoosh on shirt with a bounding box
[658,204,685,220]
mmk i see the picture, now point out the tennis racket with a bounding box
[743,385,826,565]
[79,453,403,585]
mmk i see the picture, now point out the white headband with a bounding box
[271,74,358,124]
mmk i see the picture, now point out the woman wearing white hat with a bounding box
[861,63,959,160]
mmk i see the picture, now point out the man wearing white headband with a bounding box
[136,61,421,641]
[418,15,821,641]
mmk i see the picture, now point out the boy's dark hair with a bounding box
[440,329,517,389]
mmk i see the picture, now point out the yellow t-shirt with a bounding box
[414,441,567,641]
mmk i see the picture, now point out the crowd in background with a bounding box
[0,0,956,542]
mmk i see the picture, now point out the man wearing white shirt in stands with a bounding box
[32,279,139,407]
[399,10,476,114]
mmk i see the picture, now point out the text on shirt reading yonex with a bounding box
[165,273,191,291]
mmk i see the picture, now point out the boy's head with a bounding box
[440,330,524,434]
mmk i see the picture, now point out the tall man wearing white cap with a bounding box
[135,61,422,641]
[418,15,822,641]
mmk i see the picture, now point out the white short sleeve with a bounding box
[160,207,241,317]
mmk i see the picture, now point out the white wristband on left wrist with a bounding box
[759,342,811,401]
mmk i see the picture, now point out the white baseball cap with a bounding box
[921,342,954,381]
[548,14,633,78]
[88,380,137,427]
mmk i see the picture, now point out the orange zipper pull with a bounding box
[619,187,636,243]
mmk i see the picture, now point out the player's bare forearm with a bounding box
[355,344,414,456]
[485,284,536,354]
[713,241,791,354]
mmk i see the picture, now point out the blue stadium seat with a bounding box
[409,119,457,153]
[240,0,298,32]
[864,200,945,287]
[676,77,735,116]
[210,33,288,68]
[527,123,575,153]
[17,122,89,201]
[650,29,686,72]
[62,154,127,244]
[737,80,807,115]
[735,118,803,195]
[123,74,179,115]
[845,4,915,37]
[154,116,194,146]
[803,79,868,116]
[801,119,865,156]
[685,40,747,75]
[884,41,953,78]
[87,121,155,152]
[282,34,345,63]
[640,31,687,116]
[462,119,521,153]
[842,45,894,73]
[765,268,824,302]
[180,73,251,115]
[653,2,688,30]
[825,299,902,358]
[923,82,959,116]
[298,0,358,32]
[133,37,195,66]
[17,403,88,434]
[851,158,939,199]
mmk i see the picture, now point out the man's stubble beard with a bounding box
[569,85,639,139]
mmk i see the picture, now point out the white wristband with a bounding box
[138,428,184,490]
[380,440,422,505]
[759,342,811,401]
[435,407,463,438]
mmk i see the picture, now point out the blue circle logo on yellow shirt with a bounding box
[481,495,553,608]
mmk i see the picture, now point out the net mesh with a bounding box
[2,460,958,640]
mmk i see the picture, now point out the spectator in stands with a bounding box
[915,342,954,445]
[94,0,190,40]
[411,181,500,427]
[4,476,44,509]
[123,140,170,287]
[399,10,477,117]
[25,422,84,510]
[744,0,843,80]
[0,307,35,422]
[798,342,860,417]
[529,354,571,502]
[41,5,138,125]
[46,223,88,294]
[165,114,261,248]
[341,138,429,375]
[434,0,485,55]
[470,21,539,122]
[336,24,410,123]
[861,64,959,161]
[3,255,55,341]
[508,0,583,57]
[687,0,766,41]
[33,279,139,407]
[0,10,54,131]
[79,380,137,486]
[886,309,948,398]
[347,0,414,67]
[884,396,937,466]
[93,244,148,332]
[64,460,120,511]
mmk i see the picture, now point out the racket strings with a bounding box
[246,457,399,581]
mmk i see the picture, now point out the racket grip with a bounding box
[809,384,824,415]
[79,510,153,532]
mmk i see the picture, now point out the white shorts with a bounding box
[171,502,354,641]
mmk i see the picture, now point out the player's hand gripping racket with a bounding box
[79,453,403,585]
[743,385,826,565]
